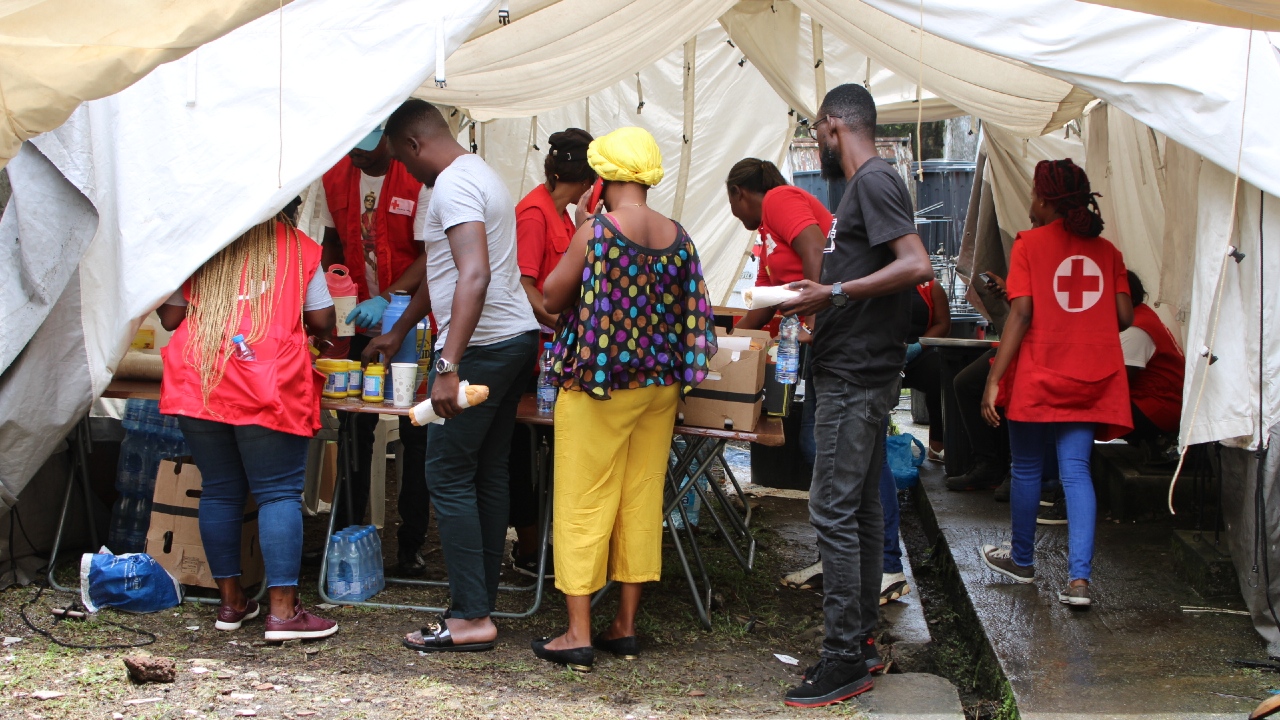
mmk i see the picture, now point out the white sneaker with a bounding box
[781,560,823,590]
[880,572,910,605]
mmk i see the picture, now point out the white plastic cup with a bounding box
[333,296,357,337]
[391,363,417,408]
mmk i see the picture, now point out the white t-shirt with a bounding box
[1120,326,1156,368]
[418,154,537,350]
[317,172,387,296]
[165,268,333,311]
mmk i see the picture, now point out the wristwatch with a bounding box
[830,283,849,308]
[434,357,460,375]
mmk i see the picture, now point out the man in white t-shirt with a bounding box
[366,99,538,653]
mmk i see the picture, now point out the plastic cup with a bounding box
[391,363,417,408]
[333,296,357,337]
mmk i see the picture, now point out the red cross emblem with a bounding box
[1053,255,1103,312]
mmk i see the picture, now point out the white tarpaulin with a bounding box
[0,0,497,502]
[0,0,291,167]
[1086,0,1280,31]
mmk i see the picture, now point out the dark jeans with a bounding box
[902,348,943,445]
[427,331,538,618]
[954,348,1007,469]
[178,418,308,588]
[334,334,432,554]
[810,371,899,661]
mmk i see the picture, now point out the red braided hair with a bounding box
[1033,158,1104,238]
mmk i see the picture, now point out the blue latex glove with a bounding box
[347,295,389,330]
[905,342,923,365]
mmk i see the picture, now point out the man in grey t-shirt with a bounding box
[367,99,538,653]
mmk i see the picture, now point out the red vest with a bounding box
[160,222,325,437]
[321,158,422,302]
[998,220,1132,439]
[1129,303,1185,433]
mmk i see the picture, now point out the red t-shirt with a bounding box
[754,186,833,287]
[516,184,577,291]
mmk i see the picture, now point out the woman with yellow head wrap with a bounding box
[529,126,717,672]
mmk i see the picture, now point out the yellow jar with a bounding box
[316,359,348,399]
[347,360,363,397]
[362,363,385,403]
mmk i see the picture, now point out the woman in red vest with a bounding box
[159,205,339,640]
[979,159,1133,608]
[1120,270,1185,445]
[508,128,596,578]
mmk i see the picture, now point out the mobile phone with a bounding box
[978,272,993,284]
[588,178,604,212]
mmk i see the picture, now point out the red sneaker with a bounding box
[264,605,338,641]
[215,600,261,631]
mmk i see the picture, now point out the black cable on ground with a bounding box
[19,584,156,651]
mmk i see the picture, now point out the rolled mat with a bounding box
[115,351,164,381]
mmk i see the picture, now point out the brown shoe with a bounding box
[264,604,338,641]
[215,600,261,631]
[981,544,1035,584]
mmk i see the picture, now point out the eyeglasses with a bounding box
[807,114,839,140]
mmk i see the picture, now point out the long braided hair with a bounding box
[183,213,305,411]
[1033,158,1104,238]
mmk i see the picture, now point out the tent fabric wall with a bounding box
[857,0,1280,201]
[473,24,793,303]
[1085,0,1280,31]
[0,0,497,505]
[415,0,737,121]
[0,0,290,168]
[791,0,1094,137]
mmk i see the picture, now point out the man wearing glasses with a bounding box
[778,84,934,708]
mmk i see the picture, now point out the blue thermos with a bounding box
[380,292,420,366]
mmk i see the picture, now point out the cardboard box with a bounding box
[146,458,264,589]
[678,328,771,431]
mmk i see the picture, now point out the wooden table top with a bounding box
[103,381,784,447]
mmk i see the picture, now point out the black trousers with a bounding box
[332,334,433,554]
[953,348,1008,469]
[902,348,944,445]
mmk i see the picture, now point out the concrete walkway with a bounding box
[916,463,1269,719]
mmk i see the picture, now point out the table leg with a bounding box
[47,418,98,592]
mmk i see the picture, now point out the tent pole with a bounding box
[672,38,696,223]
[812,20,826,111]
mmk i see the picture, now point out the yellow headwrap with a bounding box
[587,127,665,187]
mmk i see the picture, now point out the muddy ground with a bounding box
[0,490,913,720]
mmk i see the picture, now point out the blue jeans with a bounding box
[1008,421,1096,582]
[177,418,309,588]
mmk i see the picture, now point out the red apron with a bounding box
[321,158,422,303]
[160,222,325,437]
[998,220,1132,440]
[1129,303,1185,433]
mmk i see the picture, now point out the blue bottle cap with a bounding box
[232,334,245,343]
[544,342,553,349]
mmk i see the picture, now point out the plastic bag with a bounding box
[886,433,926,490]
[80,548,182,614]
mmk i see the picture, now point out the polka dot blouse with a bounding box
[551,214,717,400]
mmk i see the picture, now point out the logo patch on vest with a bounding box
[1053,255,1104,312]
[389,196,416,216]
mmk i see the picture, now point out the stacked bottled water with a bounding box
[325,525,386,602]
[107,399,189,553]
[667,437,715,530]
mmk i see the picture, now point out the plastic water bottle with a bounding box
[231,334,256,361]
[341,533,362,601]
[776,315,800,385]
[326,533,349,600]
[536,342,557,413]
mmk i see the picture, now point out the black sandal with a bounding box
[531,636,593,672]
[401,618,496,653]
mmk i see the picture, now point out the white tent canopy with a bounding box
[3,0,1279,503]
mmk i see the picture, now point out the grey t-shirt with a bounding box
[419,154,537,350]
[812,156,919,387]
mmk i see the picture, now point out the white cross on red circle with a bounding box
[1053,255,1103,312]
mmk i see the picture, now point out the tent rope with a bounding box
[518,116,537,199]
[1168,23,1255,514]
[915,0,925,181]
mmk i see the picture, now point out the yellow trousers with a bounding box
[553,384,679,596]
